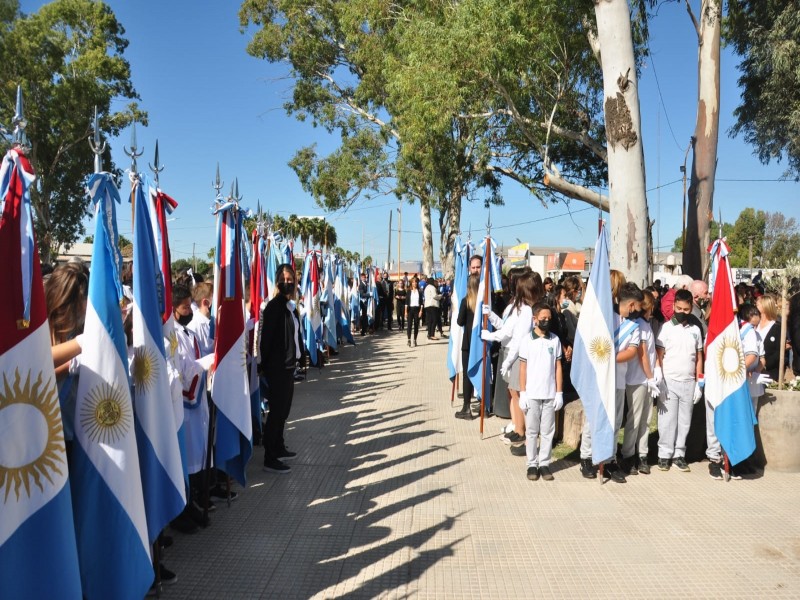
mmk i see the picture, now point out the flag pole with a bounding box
[124,120,143,226]
[479,235,491,436]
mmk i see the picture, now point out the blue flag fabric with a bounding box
[572,224,617,464]
[72,172,153,599]
[447,239,467,380]
[131,176,186,542]
[322,254,338,350]
[0,148,82,599]
[467,238,503,409]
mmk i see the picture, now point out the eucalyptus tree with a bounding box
[0,0,145,263]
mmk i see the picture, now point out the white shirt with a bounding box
[614,314,641,390]
[189,307,214,355]
[409,289,421,307]
[741,322,764,398]
[287,300,301,360]
[500,304,533,371]
[626,318,655,386]
[519,331,562,399]
[656,318,703,382]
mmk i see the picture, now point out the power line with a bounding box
[646,40,684,153]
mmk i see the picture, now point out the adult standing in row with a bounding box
[260,264,301,474]
[405,277,423,347]
[455,273,480,419]
[394,280,407,332]
[424,276,442,341]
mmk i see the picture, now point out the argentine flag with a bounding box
[301,251,323,365]
[322,254,338,350]
[73,172,153,599]
[0,148,82,599]
[212,201,253,486]
[132,178,186,542]
[572,223,616,465]
[467,237,502,408]
[447,239,467,380]
[705,239,757,465]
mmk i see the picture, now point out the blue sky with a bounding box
[19,0,800,265]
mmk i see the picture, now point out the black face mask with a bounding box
[278,281,295,296]
[674,311,689,324]
[537,319,551,332]
[628,310,642,321]
[177,312,193,327]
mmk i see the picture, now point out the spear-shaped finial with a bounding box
[230,177,242,202]
[486,206,492,237]
[88,106,106,173]
[11,85,30,152]
[149,139,164,187]
[124,120,144,175]
[212,162,224,198]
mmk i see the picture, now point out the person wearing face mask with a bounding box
[518,303,563,481]
[690,279,710,337]
[655,288,705,475]
[259,264,302,474]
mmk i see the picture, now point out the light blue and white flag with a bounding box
[467,237,503,409]
[322,254,338,350]
[131,177,186,542]
[301,251,323,365]
[72,172,153,599]
[447,238,468,380]
[572,223,616,465]
[0,148,82,599]
[335,258,355,344]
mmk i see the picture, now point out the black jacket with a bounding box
[457,298,474,352]
[761,321,783,380]
[259,294,299,371]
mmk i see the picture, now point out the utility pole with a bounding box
[193,242,197,272]
[387,210,392,272]
[397,203,402,281]
[748,235,754,270]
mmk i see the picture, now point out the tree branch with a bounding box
[582,15,601,65]
[684,0,702,43]
[543,172,609,212]
[317,71,401,141]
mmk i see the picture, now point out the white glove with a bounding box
[646,378,660,398]
[499,362,511,379]
[553,392,564,412]
[481,304,490,315]
[693,382,704,404]
[480,329,493,342]
[518,391,530,412]
[756,374,774,386]
[653,366,663,385]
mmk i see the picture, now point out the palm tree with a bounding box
[286,214,300,245]
[319,222,337,251]
[297,217,312,252]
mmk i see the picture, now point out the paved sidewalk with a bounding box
[165,329,800,599]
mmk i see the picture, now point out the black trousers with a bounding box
[264,367,295,460]
[395,302,405,330]
[360,301,369,333]
[425,306,439,338]
[407,310,421,341]
[462,350,474,411]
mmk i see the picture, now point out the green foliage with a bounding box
[672,220,732,252]
[728,208,766,268]
[172,258,211,278]
[726,0,800,178]
[0,0,145,263]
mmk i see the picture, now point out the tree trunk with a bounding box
[421,201,434,276]
[437,188,463,280]
[683,0,721,279]
[594,0,650,286]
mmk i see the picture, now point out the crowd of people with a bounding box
[447,261,795,483]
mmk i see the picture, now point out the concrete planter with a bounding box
[753,390,800,472]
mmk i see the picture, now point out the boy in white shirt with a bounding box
[519,303,563,481]
[655,289,704,473]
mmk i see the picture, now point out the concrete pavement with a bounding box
[163,328,800,599]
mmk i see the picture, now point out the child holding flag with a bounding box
[518,302,563,481]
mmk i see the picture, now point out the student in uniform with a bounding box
[655,289,704,473]
[518,302,563,481]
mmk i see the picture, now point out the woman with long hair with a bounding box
[405,277,423,347]
[756,293,784,380]
[455,273,480,419]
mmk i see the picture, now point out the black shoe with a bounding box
[604,462,626,483]
[263,458,291,474]
[621,456,638,475]
[294,374,305,381]
[170,511,199,534]
[673,457,691,472]
[503,432,525,445]
[158,563,178,585]
[638,457,651,475]
[730,465,744,480]
[159,534,174,550]
[658,458,671,471]
[455,409,473,420]
[708,461,723,480]
[209,486,238,501]
[408,340,411,347]
[539,466,554,481]
[275,448,297,461]
[510,443,527,456]
[186,503,211,527]
[580,459,597,479]
[414,340,417,347]
[194,497,216,512]
[527,467,540,481]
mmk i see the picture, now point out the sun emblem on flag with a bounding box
[716,334,746,384]
[168,330,179,358]
[0,369,66,502]
[589,336,613,363]
[132,346,159,394]
[80,383,132,445]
